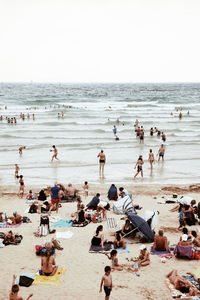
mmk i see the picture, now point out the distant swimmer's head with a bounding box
[101,150,103,153]
[149,149,152,153]
[52,145,56,148]
[119,187,124,192]
[96,193,100,197]
[139,155,143,159]
[19,175,23,179]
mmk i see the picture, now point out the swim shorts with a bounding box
[104,286,112,297]
[137,166,142,172]
[51,198,59,204]
[99,160,105,163]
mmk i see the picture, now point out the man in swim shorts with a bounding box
[97,150,106,177]
[158,144,165,161]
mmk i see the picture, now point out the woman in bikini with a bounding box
[148,149,155,169]
[40,250,58,276]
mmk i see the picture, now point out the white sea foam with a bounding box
[0,83,200,186]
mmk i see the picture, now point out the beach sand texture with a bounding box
[0,185,200,300]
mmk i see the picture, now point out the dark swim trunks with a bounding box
[104,286,112,296]
[99,160,105,163]
[137,166,142,172]
[159,152,164,157]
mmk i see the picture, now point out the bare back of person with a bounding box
[41,256,56,274]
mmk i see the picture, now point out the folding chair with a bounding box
[107,217,117,235]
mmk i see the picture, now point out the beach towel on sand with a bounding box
[89,243,112,253]
[56,231,74,239]
[33,268,66,285]
[182,275,200,291]
[0,222,21,228]
[151,250,170,255]
[112,243,130,254]
[52,219,72,228]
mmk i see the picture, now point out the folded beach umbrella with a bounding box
[127,212,155,242]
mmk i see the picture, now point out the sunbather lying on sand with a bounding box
[167,269,198,296]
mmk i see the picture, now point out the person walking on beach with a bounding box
[83,181,89,199]
[50,145,59,162]
[97,150,106,177]
[18,175,25,198]
[148,149,155,169]
[18,146,26,156]
[15,164,20,178]
[158,144,165,161]
[99,266,112,300]
[134,155,144,178]
[50,183,60,213]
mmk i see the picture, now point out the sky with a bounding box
[0,0,200,83]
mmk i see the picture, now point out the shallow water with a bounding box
[0,82,200,187]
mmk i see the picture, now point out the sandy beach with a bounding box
[1,183,200,300]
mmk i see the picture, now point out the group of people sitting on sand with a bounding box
[0,211,25,225]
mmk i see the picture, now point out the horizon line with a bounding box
[0,81,200,84]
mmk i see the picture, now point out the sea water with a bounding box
[0,82,199,187]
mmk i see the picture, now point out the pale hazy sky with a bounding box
[0,0,200,82]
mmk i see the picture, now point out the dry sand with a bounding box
[0,183,200,300]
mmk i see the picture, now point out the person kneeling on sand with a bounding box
[152,230,170,252]
[113,232,126,249]
[105,249,123,271]
[167,270,198,296]
[138,245,150,266]
[10,275,33,300]
[40,249,58,276]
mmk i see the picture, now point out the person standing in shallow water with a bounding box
[158,144,165,162]
[134,155,144,178]
[97,150,106,177]
[148,149,154,169]
[50,145,59,162]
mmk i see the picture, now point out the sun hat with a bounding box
[139,244,146,250]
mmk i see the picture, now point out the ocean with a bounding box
[0,82,200,187]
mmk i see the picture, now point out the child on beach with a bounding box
[138,245,150,266]
[99,266,112,300]
[83,181,89,199]
[10,274,33,300]
[106,249,123,271]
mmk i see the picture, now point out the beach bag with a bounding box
[19,275,34,287]
[29,205,37,214]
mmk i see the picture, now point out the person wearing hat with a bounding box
[138,245,150,266]
[178,234,191,246]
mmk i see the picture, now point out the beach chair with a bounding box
[107,217,117,234]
